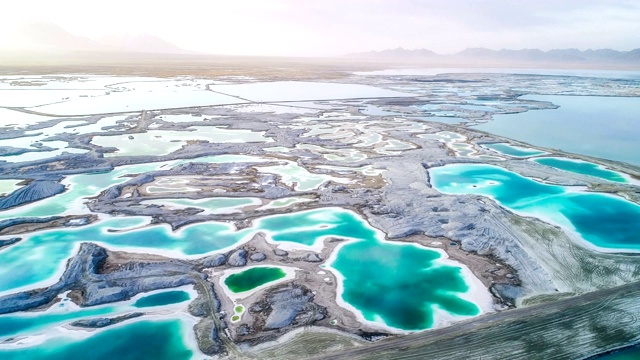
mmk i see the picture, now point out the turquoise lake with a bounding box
[330,237,481,330]
[0,303,115,338]
[0,319,195,360]
[474,95,640,166]
[0,289,193,338]
[0,289,197,359]
[428,164,640,252]
[258,209,487,330]
[0,207,488,334]
[0,154,268,221]
[534,157,628,183]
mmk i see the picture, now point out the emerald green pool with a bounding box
[533,157,628,183]
[428,164,640,251]
[224,267,287,293]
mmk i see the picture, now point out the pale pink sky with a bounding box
[1,0,639,56]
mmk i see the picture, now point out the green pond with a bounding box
[483,142,547,158]
[224,267,287,293]
[533,157,628,183]
[428,164,640,251]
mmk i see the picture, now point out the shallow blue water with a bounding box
[0,288,196,359]
[0,319,194,360]
[533,157,628,183]
[429,163,640,251]
[483,143,546,158]
[0,216,246,294]
[0,207,487,334]
[412,116,468,124]
[0,302,115,338]
[255,208,378,246]
[456,104,497,112]
[0,154,266,221]
[474,95,640,166]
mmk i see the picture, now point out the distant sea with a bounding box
[474,95,640,166]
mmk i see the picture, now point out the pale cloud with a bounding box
[0,0,638,56]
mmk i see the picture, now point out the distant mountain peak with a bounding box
[19,22,99,51]
[13,22,191,55]
[347,47,640,66]
[348,47,439,59]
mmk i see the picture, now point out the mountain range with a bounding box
[4,22,639,67]
[7,22,192,55]
[350,47,640,65]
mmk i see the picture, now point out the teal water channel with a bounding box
[429,164,640,252]
[1,207,488,333]
[0,319,195,360]
[0,154,270,221]
[0,289,196,359]
[533,157,628,183]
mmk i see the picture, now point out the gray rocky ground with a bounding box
[0,73,639,358]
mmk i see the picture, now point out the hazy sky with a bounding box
[1,0,639,56]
